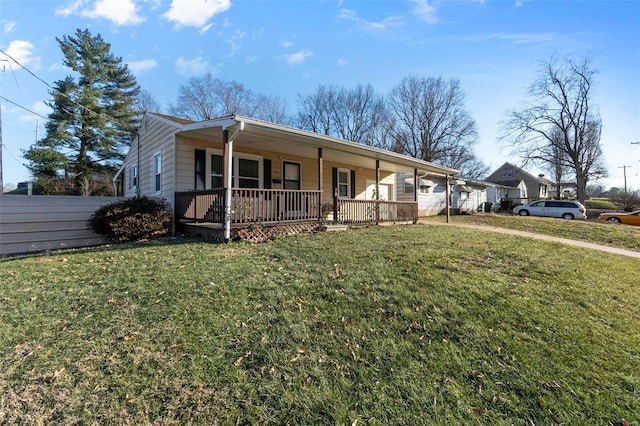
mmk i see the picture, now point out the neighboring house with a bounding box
[114,113,459,242]
[396,174,503,215]
[486,162,553,204]
[396,172,448,216]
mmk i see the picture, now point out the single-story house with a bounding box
[485,162,553,205]
[114,113,459,242]
[395,174,508,215]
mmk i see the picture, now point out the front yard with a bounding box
[1,225,638,424]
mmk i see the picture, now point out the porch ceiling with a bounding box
[177,116,458,176]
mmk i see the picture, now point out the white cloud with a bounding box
[514,0,524,6]
[55,0,87,17]
[175,56,209,75]
[466,32,555,44]
[410,0,438,24]
[164,0,231,29]
[280,41,293,48]
[338,8,403,31]
[3,21,16,33]
[285,49,312,65]
[3,40,40,70]
[337,58,349,66]
[226,30,246,56]
[127,58,158,73]
[82,0,145,25]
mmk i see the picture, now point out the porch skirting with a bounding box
[178,221,324,244]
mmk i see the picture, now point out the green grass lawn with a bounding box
[424,213,640,252]
[1,225,639,424]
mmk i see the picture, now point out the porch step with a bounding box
[324,224,349,232]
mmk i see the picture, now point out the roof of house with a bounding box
[151,113,195,125]
[144,112,460,177]
[487,162,554,186]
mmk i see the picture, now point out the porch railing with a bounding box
[335,199,418,224]
[175,188,322,224]
[175,189,418,225]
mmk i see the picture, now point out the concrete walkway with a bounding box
[419,221,640,259]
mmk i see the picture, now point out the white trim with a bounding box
[337,167,351,198]
[153,150,162,194]
[206,148,263,189]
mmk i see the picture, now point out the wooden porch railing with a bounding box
[231,189,322,223]
[175,189,418,225]
[335,199,418,224]
[175,188,322,224]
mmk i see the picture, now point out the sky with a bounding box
[1,0,639,191]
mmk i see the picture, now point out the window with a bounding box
[205,149,263,189]
[283,162,301,190]
[153,152,161,193]
[238,158,260,188]
[501,169,513,178]
[128,165,138,190]
[404,177,415,194]
[210,154,223,188]
[338,169,350,197]
[418,179,430,194]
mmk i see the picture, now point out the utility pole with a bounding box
[619,165,631,193]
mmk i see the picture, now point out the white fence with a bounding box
[0,195,125,256]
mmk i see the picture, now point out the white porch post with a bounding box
[445,174,451,223]
[222,121,245,243]
[223,129,233,243]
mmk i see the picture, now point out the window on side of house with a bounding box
[238,158,260,188]
[337,168,350,197]
[211,154,224,188]
[153,152,161,193]
[404,177,415,194]
[283,161,301,190]
[128,164,138,190]
[501,169,513,178]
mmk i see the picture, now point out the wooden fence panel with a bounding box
[0,195,126,256]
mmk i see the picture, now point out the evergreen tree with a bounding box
[24,28,140,195]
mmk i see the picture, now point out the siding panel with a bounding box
[0,195,126,255]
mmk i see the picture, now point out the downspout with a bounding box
[223,120,245,243]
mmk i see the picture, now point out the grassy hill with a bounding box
[1,224,638,424]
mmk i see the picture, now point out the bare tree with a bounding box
[295,85,340,136]
[295,84,390,147]
[387,76,484,173]
[501,54,607,203]
[135,89,162,114]
[541,127,573,198]
[168,73,289,124]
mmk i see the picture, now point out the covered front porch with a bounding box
[171,115,457,241]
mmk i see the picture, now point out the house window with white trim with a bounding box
[283,161,301,190]
[153,152,161,193]
[404,177,415,194]
[238,158,260,188]
[211,154,223,188]
[128,165,138,190]
[338,169,350,197]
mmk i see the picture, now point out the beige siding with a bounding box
[0,195,125,255]
[122,117,177,200]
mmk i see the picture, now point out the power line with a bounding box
[0,48,119,123]
[0,95,48,120]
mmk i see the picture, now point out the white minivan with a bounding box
[512,200,587,220]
